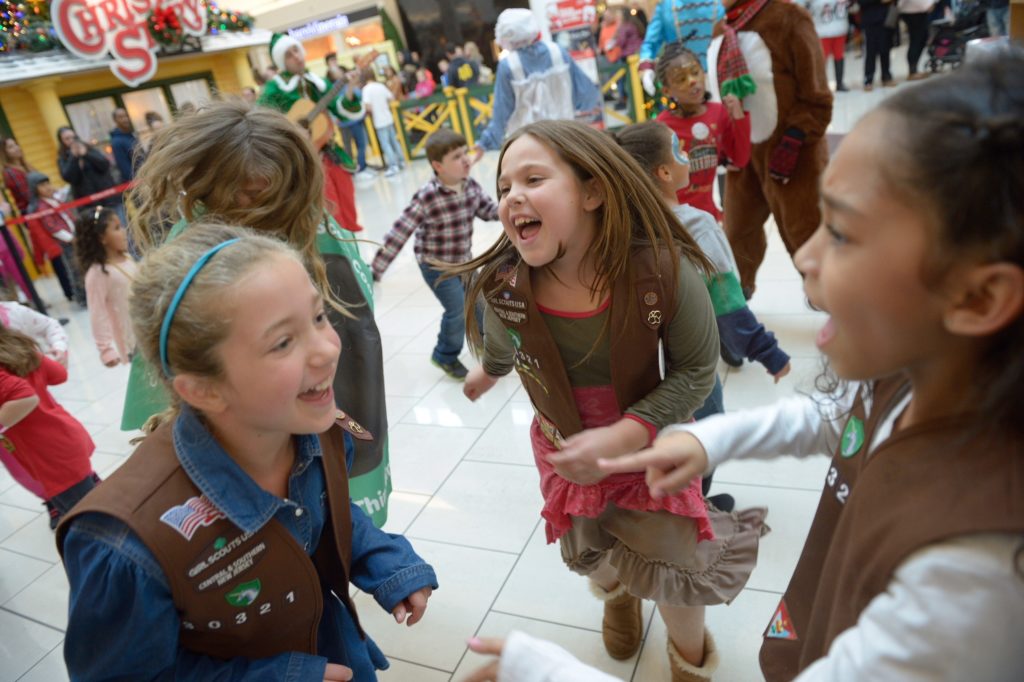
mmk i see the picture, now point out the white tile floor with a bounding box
[0,45,923,681]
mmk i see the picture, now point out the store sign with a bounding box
[287,14,350,41]
[545,0,599,84]
[545,0,597,33]
[52,0,208,87]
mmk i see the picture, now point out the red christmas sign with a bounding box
[52,0,207,87]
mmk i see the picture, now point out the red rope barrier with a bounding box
[2,182,133,226]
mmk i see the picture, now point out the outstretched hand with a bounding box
[722,94,745,120]
[772,361,792,384]
[470,144,485,165]
[392,586,432,627]
[322,663,353,681]
[597,430,709,499]
[464,365,498,402]
[548,419,649,485]
[461,637,505,682]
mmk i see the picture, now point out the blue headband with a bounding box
[159,238,241,377]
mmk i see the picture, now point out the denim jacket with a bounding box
[61,406,438,681]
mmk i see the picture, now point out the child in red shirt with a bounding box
[656,42,751,221]
[0,322,97,528]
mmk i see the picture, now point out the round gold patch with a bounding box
[643,291,658,306]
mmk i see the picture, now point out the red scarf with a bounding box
[717,0,771,100]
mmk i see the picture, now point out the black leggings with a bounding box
[863,24,894,84]
[49,253,75,301]
[902,12,930,74]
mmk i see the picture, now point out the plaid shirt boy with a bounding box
[371,176,499,278]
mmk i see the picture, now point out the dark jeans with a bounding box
[49,473,100,520]
[49,250,75,301]
[863,24,893,84]
[342,121,369,171]
[694,375,725,497]
[902,12,930,74]
[419,262,467,364]
[59,242,86,306]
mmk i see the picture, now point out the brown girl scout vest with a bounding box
[56,411,373,660]
[485,245,677,443]
[759,376,1024,680]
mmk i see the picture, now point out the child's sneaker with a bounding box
[432,358,469,380]
[384,166,400,177]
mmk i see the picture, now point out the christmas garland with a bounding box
[0,1,253,55]
[147,6,184,48]
[207,2,254,35]
[0,1,59,54]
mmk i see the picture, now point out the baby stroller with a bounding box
[926,0,989,71]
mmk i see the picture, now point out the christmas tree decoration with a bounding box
[1,0,58,53]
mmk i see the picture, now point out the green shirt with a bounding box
[483,257,719,427]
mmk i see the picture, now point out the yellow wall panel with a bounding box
[2,51,250,184]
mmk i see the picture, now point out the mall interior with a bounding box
[1,1,1022,680]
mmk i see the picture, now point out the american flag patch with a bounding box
[159,496,225,541]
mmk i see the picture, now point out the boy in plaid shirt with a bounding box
[371,129,498,379]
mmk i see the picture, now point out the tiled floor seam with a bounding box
[394,388,514,539]
[0,545,57,565]
[0,607,65,634]
[380,654,454,677]
[403,536,521,557]
[17,642,65,682]
[450,517,543,676]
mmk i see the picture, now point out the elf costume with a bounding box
[257,33,364,232]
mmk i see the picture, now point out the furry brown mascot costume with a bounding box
[708,0,832,293]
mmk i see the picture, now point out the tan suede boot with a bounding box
[589,581,643,660]
[667,630,720,682]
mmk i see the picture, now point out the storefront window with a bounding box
[169,79,212,112]
[61,73,214,146]
[65,97,119,146]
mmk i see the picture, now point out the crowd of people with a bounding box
[0,2,1021,680]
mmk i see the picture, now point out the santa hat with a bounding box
[270,33,303,72]
[495,9,540,51]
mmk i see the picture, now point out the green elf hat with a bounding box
[270,32,303,71]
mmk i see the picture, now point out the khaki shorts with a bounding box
[559,502,767,606]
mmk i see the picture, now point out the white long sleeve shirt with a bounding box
[0,301,68,359]
[670,389,1024,682]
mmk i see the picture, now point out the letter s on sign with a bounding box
[111,25,157,88]
[53,0,107,57]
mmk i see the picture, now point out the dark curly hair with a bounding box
[74,207,119,274]
[655,42,710,105]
